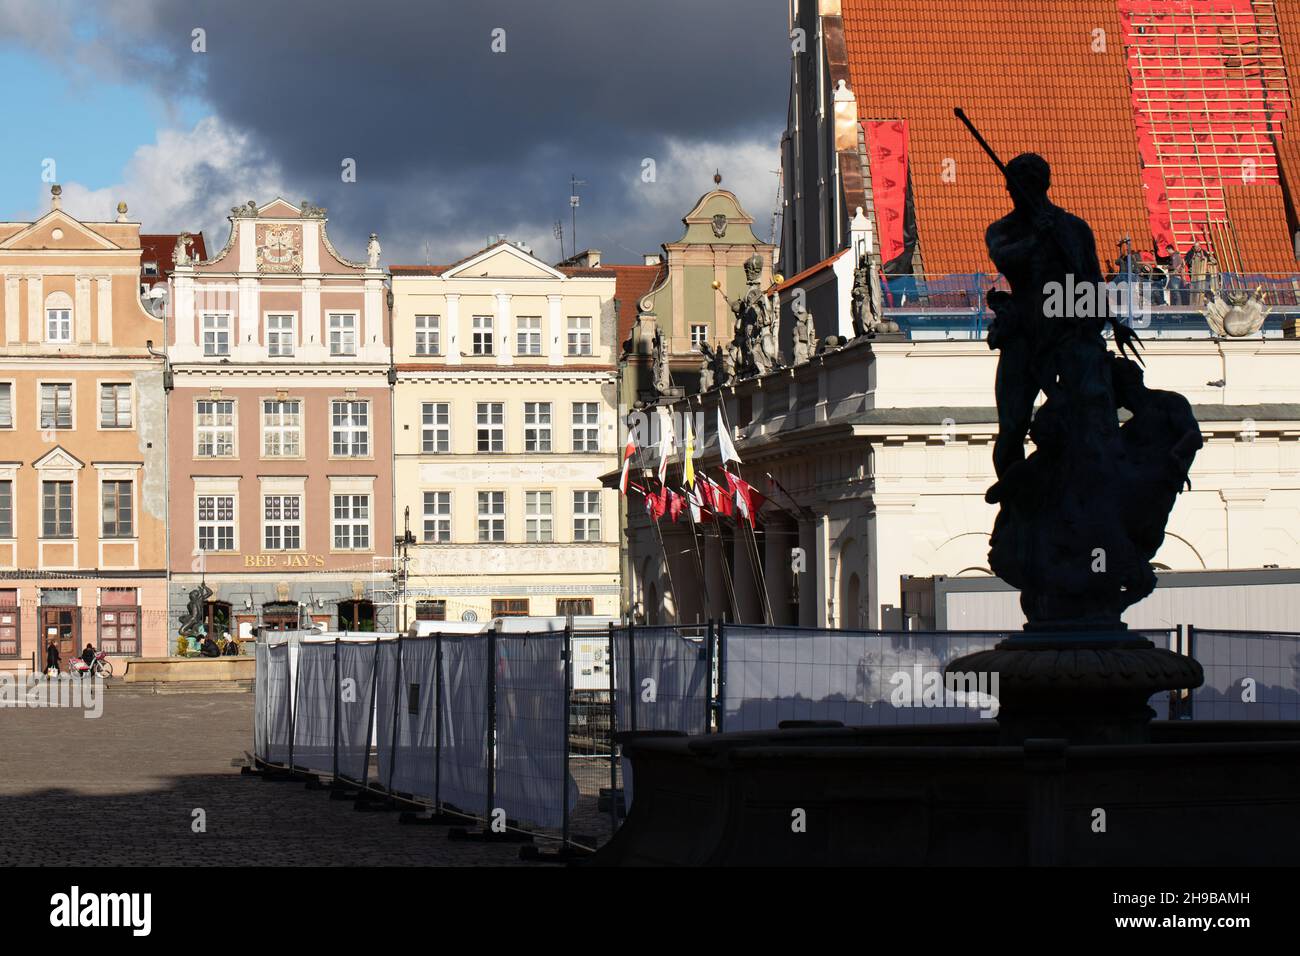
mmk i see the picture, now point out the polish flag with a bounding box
[619,431,636,495]
[725,472,767,526]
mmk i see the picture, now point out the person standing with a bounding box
[45,639,60,676]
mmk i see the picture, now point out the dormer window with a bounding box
[46,308,72,343]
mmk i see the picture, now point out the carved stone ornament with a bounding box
[257,223,303,274]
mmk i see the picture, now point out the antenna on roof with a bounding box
[423,240,431,267]
[553,220,564,263]
[569,174,586,259]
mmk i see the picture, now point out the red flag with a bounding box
[700,475,732,518]
[643,484,666,521]
[725,472,766,526]
[619,432,637,495]
[667,490,685,523]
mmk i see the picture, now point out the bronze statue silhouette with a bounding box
[178,582,213,638]
[955,111,1199,631]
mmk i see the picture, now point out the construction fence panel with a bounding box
[612,626,710,735]
[389,638,439,800]
[438,634,492,817]
[254,641,269,762]
[264,642,293,765]
[1190,628,1300,720]
[495,632,576,830]
[336,639,379,785]
[373,639,401,791]
[292,641,337,775]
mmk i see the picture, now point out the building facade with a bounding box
[390,239,620,626]
[167,199,394,642]
[0,188,168,670]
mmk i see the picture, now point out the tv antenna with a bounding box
[569,175,587,258]
[553,220,564,262]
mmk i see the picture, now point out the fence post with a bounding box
[1184,625,1196,720]
[434,632,443,812]
[716,620,726,733]
[705,618,716,733]
[332,638,340,780]
[486,623,498,825]
[387,634,402,794]
[362,635,381,788]
[607,621,618,830]
[562,622,572,848]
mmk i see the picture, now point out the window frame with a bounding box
[420,402,451,454]
[523,401,553,453]
[266,312,297,358]
[196,494,237,552]
[330,398,371,458]
[195,398,236,458]
[0,381,13,430]
[40,480,74,539]
[476,490,505,543]
[263,493,303,552]
[39,381,74,430]
[100,479,135,539]
[332,493,372,551]
[328,312,359,357]
[571,402,599,453]
[201,313,232,357]
[515,316,542,356]
[422,490,451,544]
[261,398,303,459]
[414,314,441,356]
[567,316,593,356]
[524,490,554,543]
[476,402,504,453]
[46,307,72,344]
[573,490,602,542]
[471,315,494,356]
[98,382,133,430]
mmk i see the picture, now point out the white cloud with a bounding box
[44,116,292,245]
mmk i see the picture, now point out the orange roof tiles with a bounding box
[1221,183,1297,272]
[607,263,663,345]
[840,0,1153,275]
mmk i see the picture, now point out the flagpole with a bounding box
[679,485,713,623]
[631,414,682,624]
[716,399,775,625]
[686,396,742,624]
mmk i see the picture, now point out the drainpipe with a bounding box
[386,286,398,632]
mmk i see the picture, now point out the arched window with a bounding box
[44,291,73,344]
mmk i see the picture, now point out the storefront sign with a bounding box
[242,553,326,568]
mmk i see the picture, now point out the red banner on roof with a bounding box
[865,119,909,266]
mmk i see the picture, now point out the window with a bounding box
[476,402,504,452]
[196,400,235,457]
[330,400,370,457]
[690,324,709,349]
[197,495,235,551]
[525,491,553,542]
[415,315,440,356]
[422,491,451,543]
[523,402,552,452]
[262,400,302,457]
[491,599,529,617]
[46,308,72,343]
[202,315,231,356]
[516,316,542,355]
[332,494,371,550]
[39,383,73,429]
[567,317,593,355]
[572,402,599,452]
[0,383,11,428]
[101,481,133,538]
[267,314,295,357]
[264,495,302,551]
[41,481,73,538]
[329,314,358,356]
[573,490,601,542]
[557,598,594,617]
[0,481,11,537]
[477,491,505,542]
[98,601,140,656]
[416,600,446,621]
[338,599,376,631]
[472,315,494,355]
[421,403,450,454]
[99,383,132,429]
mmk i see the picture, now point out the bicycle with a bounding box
[70,651,113,679]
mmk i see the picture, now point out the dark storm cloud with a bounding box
[107,0,791,263]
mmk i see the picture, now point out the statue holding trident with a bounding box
[953,108,1197,632]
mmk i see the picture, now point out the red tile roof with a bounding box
[838,0,1297,274]
[139,232,208,286]
[607,263,664,345]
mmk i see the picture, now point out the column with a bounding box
[95,276,112,344]
[26,275,42,342]
[547,294,563,364]
[4,276,19,344]
[445,294,461,365]
[495,291,512,366]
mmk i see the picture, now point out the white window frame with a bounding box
[567,316,593,356]
[328,312,358,356]
[196,494,236,552]
[414,315,441,356]
[422,491,451,543]
[471,315,494,355]
[573,490,602,542]
[572,402,599,453]
[523,402,552,453]
[98,382,133,430]
[202,313,232,357]
[477,490,505,542]
[476,402,504,453]
[690,324,709,349]
[525,490,553,543]
[195,399,236,458]
[421,402,450,454]
[332,494,371,551]
[330,399,370,458]
[46,308,72,344]
[266,313,296,357]
[0,381,13,430]
[263,494,303,551]
[261,398,303,458]
[515,316,542,356]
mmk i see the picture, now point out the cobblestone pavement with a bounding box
[0,690,614,866]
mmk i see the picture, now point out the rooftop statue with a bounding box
[651,326,672,396]
[729,255,781,376]
[850,250,898,336]
[980,151,1200,631]
[792,306,816,364]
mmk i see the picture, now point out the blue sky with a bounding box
[0,49,205,219]
[0,0,788,264]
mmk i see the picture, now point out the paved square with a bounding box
[0,689,607,866]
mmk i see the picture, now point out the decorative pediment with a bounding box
[0,210,120,251]
[33,446,85,472]
[443,241,566,280]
